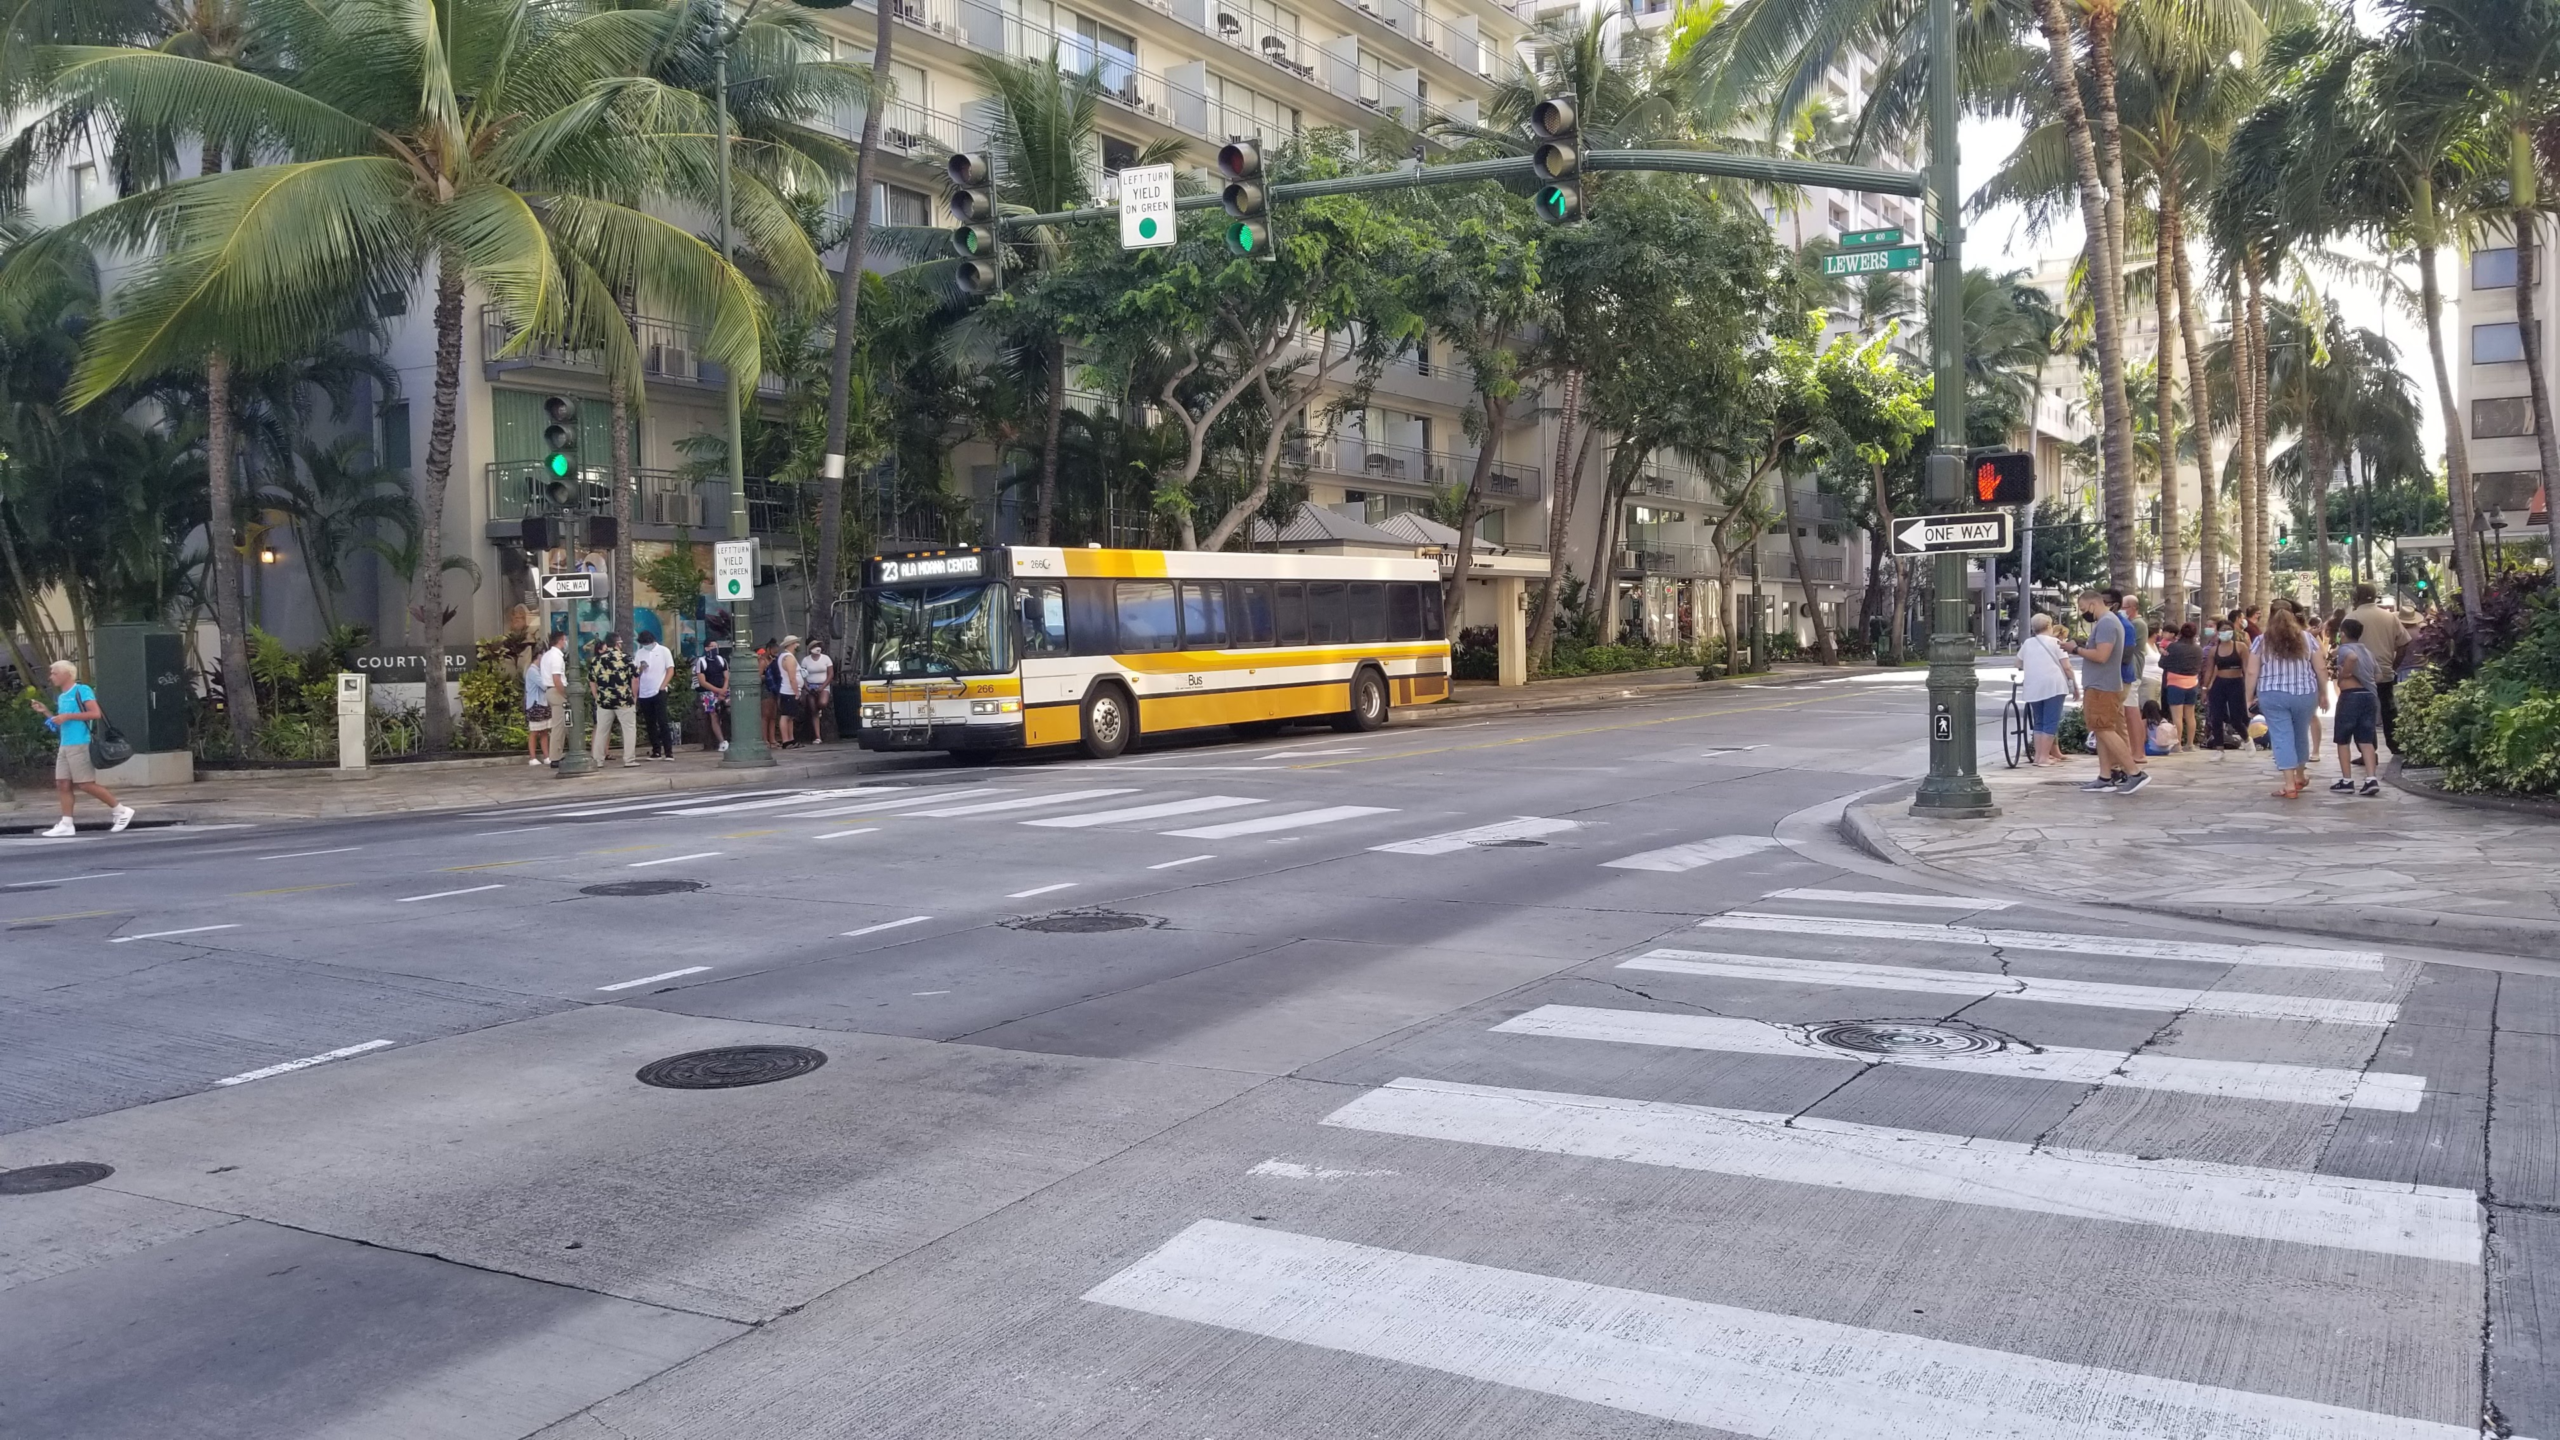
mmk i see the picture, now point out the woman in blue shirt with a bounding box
[31,660,135,837]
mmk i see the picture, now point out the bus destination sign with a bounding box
[878,553,986,583]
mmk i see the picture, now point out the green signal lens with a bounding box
[548,453,571,479]
[1231,223,1256,252]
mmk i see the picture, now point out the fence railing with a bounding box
[486,463,795,537]
[1618,543,1713,576]
[481,308,786,398]
[1283,438,1544,503]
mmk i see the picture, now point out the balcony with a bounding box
[481,308,786,399]
[1617,543,1713,576]
[485,463,796,540]
[1284,437,1544,504]
[1204,6,1324,83]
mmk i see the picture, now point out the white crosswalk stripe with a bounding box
[905,788,1141,818]
[1493,1004,2427,1110]
[786,787,1009,817]
[1760,886,2014,910]
[662,786,904,817]
[505,788,807,820]
[1162,805,1397,839]
[1370,816,1580,854]
[1617,948,2401,1026]
[1599,835,1783,872]
[1023,796,1266,828]
[1700,911,2392,972]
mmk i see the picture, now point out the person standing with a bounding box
[799,639,834,745]
[693,644,731,753]
[523,641,553,766]
[2344,583,2410,751]
[537,630,568,767]
[771,635,803,748]
[2328,617,2384,796]
[2204,613,2249,750]
[2062,590,2148,793]
[588,632,639,768]
[2159,622,2204,751]
[2018,613,2078,766]
[33,661,134,836]
[2247,605,2328,799]
[2117,592,2153,706]
[633,629,676,761]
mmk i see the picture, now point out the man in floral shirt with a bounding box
[588,632,640,768]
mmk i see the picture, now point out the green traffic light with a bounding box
[1230,222,1256,252]
[548,453,570,479]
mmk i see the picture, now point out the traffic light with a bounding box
[946,152,1001,296]
[541,395,578,481]
[1968,449,2035,506]
[2277,525,2292,548]
[1217,142,1271,259]
[1530,96,1582,224]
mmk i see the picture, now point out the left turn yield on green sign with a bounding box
[1120,164,1176,249]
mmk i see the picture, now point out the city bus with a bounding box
[852,545,1452,758]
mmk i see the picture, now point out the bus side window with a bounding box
[1017,583,1069,654]
[1387,582,1423,641]
[1306,582,1346,643]
[1274,583,1308,645]
[1115,581,1180,652]
[1234,582,1276,645]
[1065,579,1115,656]
[1348,582,1386,642]
[1179,582,1228,648]
[1419,582,1445,640]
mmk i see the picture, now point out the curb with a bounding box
[2383,761,2560,824]
[1403,665,1842,722]
[1836,797,2560,963]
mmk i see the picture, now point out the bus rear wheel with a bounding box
[1334,667,1391,732]
[1081,685,1134,759]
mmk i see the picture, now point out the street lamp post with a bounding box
[1910,0,1996,818]
[712,26,773,769]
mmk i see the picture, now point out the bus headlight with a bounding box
[861,704,889,724]
[970,699,1021,715]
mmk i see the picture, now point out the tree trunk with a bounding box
[416,260,465,752]
[2154,176,2185,625]
[1525,367,1583,662]
[1034,338,1065,544]
[1441,390,1506,623]
[1585,449,1636,629]
[2241,254,2271,610]
[814,0,894,647]
[2515,213,2560,566]
[2174,228,2219,622]
[2308,423,2333,617]
[1860,462,1887,636]
[2415,232,2486,646]
[609,364,634,643]
[1780,477,1835,662]
[1872,459,1903,662]
[2030,0,2139,587]
[204,351,260,751]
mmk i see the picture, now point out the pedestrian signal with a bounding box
[1968,449,2034,506]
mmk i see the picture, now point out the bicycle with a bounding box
[1999,671,2029,769]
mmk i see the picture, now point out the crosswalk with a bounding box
[1082,883,2473,1436]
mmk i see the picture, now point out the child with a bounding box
[2141,698,2177,756]
[2329,616,2383,796]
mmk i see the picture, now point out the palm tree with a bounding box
[14,0,813,749]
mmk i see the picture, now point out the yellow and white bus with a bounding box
[852,545,1452,757]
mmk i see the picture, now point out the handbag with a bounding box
[83,689,134,769]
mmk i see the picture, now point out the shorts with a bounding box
[55,745,96,783]
[2083,687,2129,737]
[699,692,727,713]
[2333,688,2379,748]
[773,694,800,720]
[2161,683,2196,709]
[2027,695,2064,736]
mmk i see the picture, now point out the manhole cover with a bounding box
[0,1161,114,1194]
[582,879,707,897]
[1006,910,1154,934]
[1800,1020,2007,1059]
[636,1046,827,1089]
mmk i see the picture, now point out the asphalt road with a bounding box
[2,667,2552,1440]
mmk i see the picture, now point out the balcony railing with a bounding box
[481,308,785,398]
[487,463,795,537]
[1204,7,1323,82]
[1618,543,1713,576]
[1284,438,1544,504]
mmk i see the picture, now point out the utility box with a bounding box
[336,672,369,770]
[91,622,193,786]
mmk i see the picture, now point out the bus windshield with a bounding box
[863,583,1012,678]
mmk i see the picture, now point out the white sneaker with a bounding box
[717,740,729,752]
[40,818,76,837]
[110,805,135,832]
[528,757,545,767]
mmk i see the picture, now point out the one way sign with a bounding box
[536,571,600,599]
[1892,511,2015,557]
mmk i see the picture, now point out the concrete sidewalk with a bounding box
[1846,742,2560,960]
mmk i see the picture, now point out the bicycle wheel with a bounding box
[2001,699,2028,769]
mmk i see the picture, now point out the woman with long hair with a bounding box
[2246,606,2329,799]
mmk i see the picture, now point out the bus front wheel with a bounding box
[1334,668,1391,733]
[1081,685,1134,759]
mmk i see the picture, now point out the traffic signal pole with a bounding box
[715,36,772,769]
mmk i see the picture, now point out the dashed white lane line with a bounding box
[1761,886,2014,910]
[628,851,721,868]
[1494,1005,2428,1111]
[474,825,553,837]
[1371,816,1579,855]
[1700,912,2392,971]
[844,915,932,938]
[1147,855,1218,870]
[1025,796,1264,828]
[597,966,712,992]
[5,871,122,887]
[912,990,951,996]
[1600,836,1783,872]
[395,884,508,903]
[109,924,241,944]
[1085,1221,2473,1440]
[1617,949,2401,1026]
[1008,882,1078,898]
[1321,1078,2477,1263]
[256,847,361,861]
[213,1039,395,1087]
[813,827,881,840]
[1163,805,1397,839]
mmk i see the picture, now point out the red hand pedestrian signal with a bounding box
[1975,462,1998,503]
[1968,450,2035,506]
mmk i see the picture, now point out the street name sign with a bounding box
[535,571,597,599]
[1118,164,1177,249]
[714,540,756,601]
[1822,244,1923,276]
[1892,511,2015,557]
[1839,226,1904,250]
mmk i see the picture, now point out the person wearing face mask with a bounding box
[2203,611,2249,751]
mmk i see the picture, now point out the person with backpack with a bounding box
[32,660,134,836]
[693,645,731,753]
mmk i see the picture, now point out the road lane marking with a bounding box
[718,829,781,838]
[395,884,507,903]
[844,915,932,937]
[531,789,806,820]
[1761,886,2013,910]
[1288,696,1835,770]
[909,788,1141,818]
[591,845,660,855]
[787,788,1008,818]
[1617,949,2400,1026]
[629,851,720,868]
[110,924,243,943]
[256,847,361,861]
[1147,854,1217,870]
[1256,747,1363,758]
[1026,796,1265,828]
[5,872,123,887]
[598,966,712,991]
[1323,1078,2475,1262]
[1601,836,1783,872]
[1494,1005,2426,1111]
[9,909,124,925]
[1701,912,2392,971]
[664,787,902,817]
[441,858,543,871]
[912,990,951,996]
[235,883,350,897]
[813,827,880,840]
[1164,805,1396,839]
[1008,882,1078,898]
[1086,1221,2472,1440]
[213,1039,396,1086]
[1372,816,1580,855]
[473,826,553,836]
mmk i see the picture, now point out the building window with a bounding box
[1206,73,1298,144]
[2474,247,2518,289]
[68,162,103,218]
[880,184,931,229]
[2474,396,2536,438]
[1828,201,1849,232]
[2475,470,2543,513]
[1100,133,1138,175]
[380,401,412,472]
[2475,322,2532,364]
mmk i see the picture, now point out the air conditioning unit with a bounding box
[647,342,690,377]
[1143,100,1169,119]
[886,127,917,150]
